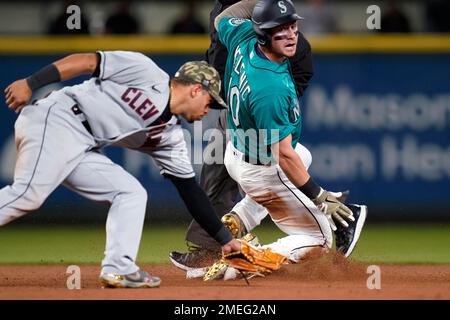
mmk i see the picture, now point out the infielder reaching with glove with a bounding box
[2,51,241,288]
[216,0,367,264]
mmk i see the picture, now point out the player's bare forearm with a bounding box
[214,0,258,30]
[272,134,311,188]
[53,53,98,81]
[274,135,353,223]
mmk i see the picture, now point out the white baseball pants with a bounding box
[0,94,147,275]
[224,142,332,262]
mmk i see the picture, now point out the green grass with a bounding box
[0,224,449,264]
[349,224,450,264]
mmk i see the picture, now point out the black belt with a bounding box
[71,104,93,135]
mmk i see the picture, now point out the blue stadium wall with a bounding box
[0,36,449,223]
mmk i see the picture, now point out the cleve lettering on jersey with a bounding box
[121,88,159,121]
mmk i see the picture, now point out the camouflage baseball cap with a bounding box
[174,61,227,109]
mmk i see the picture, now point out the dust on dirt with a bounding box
[0,259,449,300]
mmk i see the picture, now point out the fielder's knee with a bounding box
[118,180,147,203]
[2,183,48,212]
[0,183,48,226]
[135,184,148,203]
[0,215,13,227]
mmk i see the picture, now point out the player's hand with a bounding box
[329,190,350,203]
[313,189,354,231]
[4,79,32,113]
[222,238,241,255]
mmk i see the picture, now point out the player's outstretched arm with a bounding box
[272,135,354,230]
[272,134,311,188]
[53,53,99,80]
[4,53,98,112]
[168,175,241,253]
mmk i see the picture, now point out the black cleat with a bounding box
[335,204,367,258]
[169,246,221,271]
[170,212,247,271]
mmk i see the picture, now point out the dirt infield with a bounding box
[0,257,449,300]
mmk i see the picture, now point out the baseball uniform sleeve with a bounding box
[217,17,254,53]
[251,93,296,146]
[96,50,169,87]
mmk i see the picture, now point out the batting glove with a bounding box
[313,189,354,231]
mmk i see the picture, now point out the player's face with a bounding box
[184,86,212,123]
[270,22,298,58]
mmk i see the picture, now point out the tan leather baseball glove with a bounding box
[204,238,287,281]
[224,239,287,272]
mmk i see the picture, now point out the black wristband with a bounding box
[298,177,321,199]
[26,64,61,91]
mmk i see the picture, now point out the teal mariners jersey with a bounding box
[218,17,302,163]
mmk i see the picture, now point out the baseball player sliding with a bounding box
[180,0,368,280]
[171,0,368,278]
[2,51,241,288]
[170,0,316,269]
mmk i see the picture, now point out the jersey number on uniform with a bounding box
[140,125,166,148]
[229,85,240,127]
